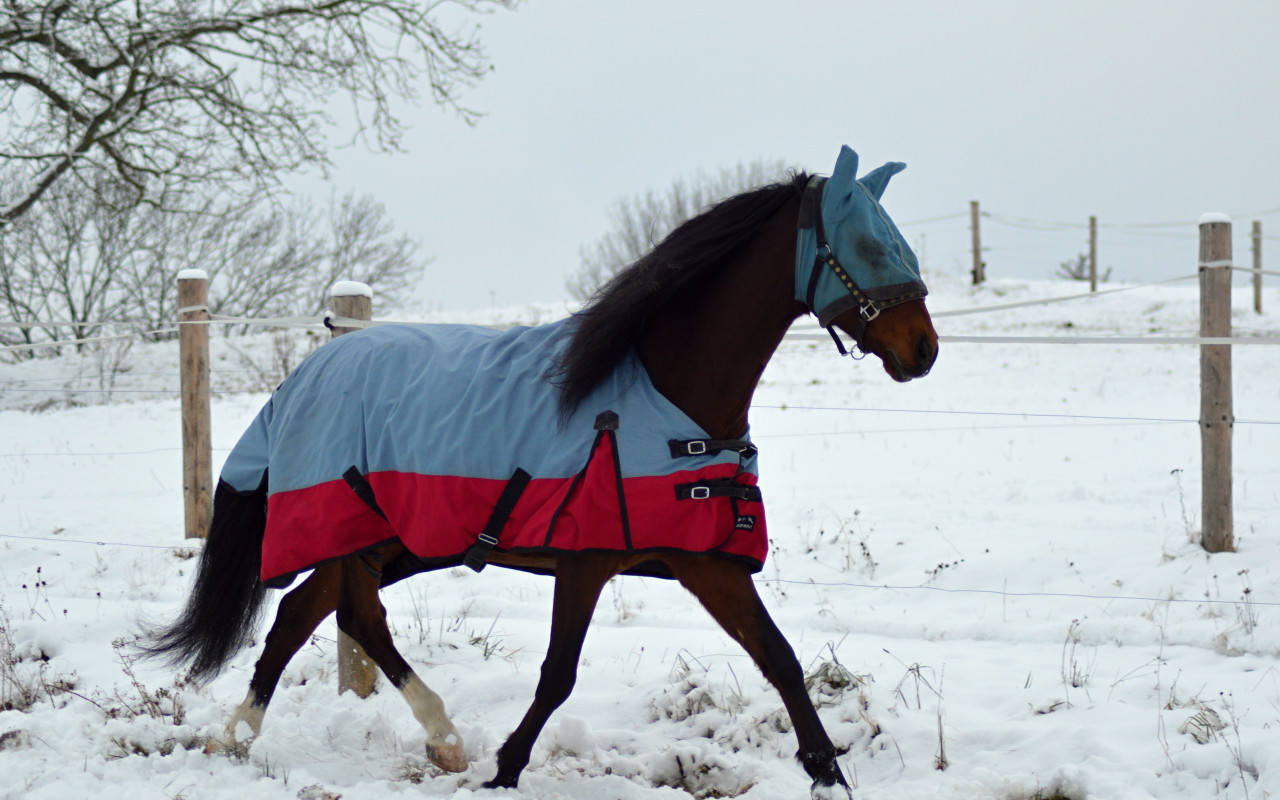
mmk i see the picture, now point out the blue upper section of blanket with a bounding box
[795,145,926,326]
[221,319,755,495]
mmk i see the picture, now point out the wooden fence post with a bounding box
[970,200,984,285]
[329,281,379,698]
[1198,214,1233,553]
[177,270,212,539]
[1088,215,1098,293]
[1253,220,1263,314]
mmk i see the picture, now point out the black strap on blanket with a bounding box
[343,466,389,521]
[674,479,763,503]
[668,438,757,458]
[596,411,634,550]
[463,467,532,573]
[342,467,391,580]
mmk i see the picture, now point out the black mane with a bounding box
[554,172,811,410]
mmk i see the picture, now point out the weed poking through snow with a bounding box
[1061,618,1096,705]
[0,599,76,712]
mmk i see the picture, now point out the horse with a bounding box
[142,145,938,799]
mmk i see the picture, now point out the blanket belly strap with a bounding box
[668,438,757,458]
[463,468,533,573]
[675,479,763,502]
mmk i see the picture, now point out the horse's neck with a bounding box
[639,200,805,440]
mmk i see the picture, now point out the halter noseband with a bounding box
[797,177,927,357]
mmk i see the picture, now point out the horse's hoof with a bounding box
[426,737,468,773]
[481,775,518,790]
[204,737,250,758]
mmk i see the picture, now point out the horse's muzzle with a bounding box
[885,333,937,382]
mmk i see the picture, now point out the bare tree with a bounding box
[0,172,148,351]
[567,159,793,301]
[0,0,515,226]
[305,191,422,314]
[0,182,425,357]
[1055,253,1111,283]
[124,191,427,331]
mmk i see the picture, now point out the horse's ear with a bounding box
[859,161,907,201]
[823,145,860,217]
[830,145,859,187]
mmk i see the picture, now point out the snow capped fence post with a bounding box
[970,199,984,284]
[1198,214,1234,553]
[329,281,374,336]
[329,281,379,698]
[1088,215,1098,293]
[177,270,213,540]
[1253,220,1263,314]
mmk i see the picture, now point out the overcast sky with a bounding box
[297,1,1280,312]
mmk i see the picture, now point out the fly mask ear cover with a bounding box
[795,145,928,329]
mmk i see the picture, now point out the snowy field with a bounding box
[1,272,1278,800]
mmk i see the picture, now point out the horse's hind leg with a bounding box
[336,548,467,773]
[663,555,851,800]
[484,554,617,789]
[217,562,342,750]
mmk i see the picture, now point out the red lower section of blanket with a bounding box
[260,461,766,582]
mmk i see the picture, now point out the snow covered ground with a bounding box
[1,272,1278,800]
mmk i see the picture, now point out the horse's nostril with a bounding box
[916,335,936,370]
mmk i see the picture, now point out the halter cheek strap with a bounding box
[797,178,926,358]
[799,179,876,355]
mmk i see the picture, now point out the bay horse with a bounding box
[143,145,937,798]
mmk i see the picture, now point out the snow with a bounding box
[330,281,373,298]
[1,272,1278,800]
[1198,212,1232,225]
[176,268,209,281]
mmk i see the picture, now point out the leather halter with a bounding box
[797,177,928,356]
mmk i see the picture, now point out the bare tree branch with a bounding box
[1,0,516,225]
[567,159,794,302]
[0,176,426,357]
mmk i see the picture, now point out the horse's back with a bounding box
[222,320,575,494]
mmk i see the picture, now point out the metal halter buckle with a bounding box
[690,486,712,500]
[858,301,881,323]
[686,441,707,455]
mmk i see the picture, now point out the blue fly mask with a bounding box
[796,145,928,356]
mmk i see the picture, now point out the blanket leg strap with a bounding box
[463,468,532,573]
[343,466,389,521]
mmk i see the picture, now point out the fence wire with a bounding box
[0,531,1274,609]
[4,264,1279,354]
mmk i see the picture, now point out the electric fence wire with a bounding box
[750,576,1280,609]
[751,405,1280,427]
[2,264,1277,356]
[0,530,1273,609]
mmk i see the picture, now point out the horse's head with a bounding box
[796,145,938,382]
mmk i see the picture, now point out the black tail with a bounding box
[139,476,269,682]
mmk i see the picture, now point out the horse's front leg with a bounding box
[484,553,617,789]
[663,554,852,800]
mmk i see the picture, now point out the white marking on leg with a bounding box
[401,673,467,772]
[224,690,265,744]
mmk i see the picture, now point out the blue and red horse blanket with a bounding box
[220,319,767,585]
